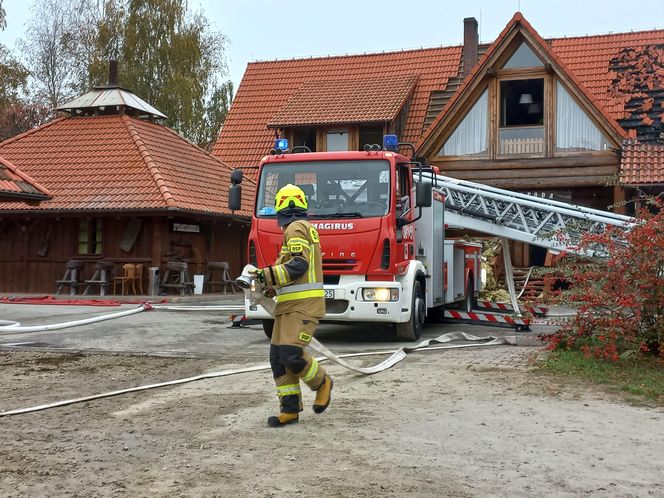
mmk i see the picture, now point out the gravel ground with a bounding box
[1,348,663,497]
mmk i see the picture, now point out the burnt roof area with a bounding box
[610,44,664,144]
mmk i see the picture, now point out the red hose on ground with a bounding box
[1,295,122,306]
[0,295,169,306]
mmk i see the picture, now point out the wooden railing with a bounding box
[499,137,544,155]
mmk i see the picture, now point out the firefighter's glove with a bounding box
[249,268,265,284]
[262,287,276,298]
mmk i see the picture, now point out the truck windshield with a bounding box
[256,160,390,219]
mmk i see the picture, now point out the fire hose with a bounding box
[0,303,152,333]
[0,268,521,417]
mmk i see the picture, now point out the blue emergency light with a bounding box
[274,138,289,152]
[383,134,398,152]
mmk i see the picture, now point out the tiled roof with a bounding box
[551,30,664,124]
[212,14,664,170]
[620,139,664,185]
[213,46,462,168]
[268,75,417,128]
[0,156,51,201]
[0,115,253,215]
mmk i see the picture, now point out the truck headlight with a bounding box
[361,288,399,302]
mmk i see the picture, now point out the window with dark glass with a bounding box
[292,127,317,152]
[499,78,544,155]
[78,219,102,255]
[358,125,383,150]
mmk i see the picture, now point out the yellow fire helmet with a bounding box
[274,183,308,212]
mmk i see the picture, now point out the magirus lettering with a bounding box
[312,222,354,230]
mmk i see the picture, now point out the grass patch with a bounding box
[542,350,664,404]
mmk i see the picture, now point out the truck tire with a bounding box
[262,319,274,339]
[396,280,425,341]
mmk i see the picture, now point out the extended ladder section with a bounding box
[423,173,634,256]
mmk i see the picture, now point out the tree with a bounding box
[91,0,228,145]
[0,101,53,142]
[20,0,78,108]
[202,79,233,150]
[0,0,29,110]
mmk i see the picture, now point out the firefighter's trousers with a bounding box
[270,311,327,413]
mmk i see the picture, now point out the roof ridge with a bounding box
[245,26,664,69]
[547,26,664,42]
[133,116,258,187]
[247,44,462,66]
[121,115,177,207]
[0,116,68,149]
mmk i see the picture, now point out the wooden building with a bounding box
[212,12,664,266]
[0,69,252,294]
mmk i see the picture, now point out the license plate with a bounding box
[324,289,335,299]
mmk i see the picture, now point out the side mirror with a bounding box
[228,169,243,211]
[415,181,432,208]
[228,184,242,211]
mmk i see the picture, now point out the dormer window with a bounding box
[499,78,544,156]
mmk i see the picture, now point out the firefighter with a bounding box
[252,183,333,427]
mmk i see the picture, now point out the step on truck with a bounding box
[228,135,633,340]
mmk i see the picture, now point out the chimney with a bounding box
[462,17,478,77]
[108,60,118,87]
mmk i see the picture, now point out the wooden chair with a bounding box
[113,263,140,295]
[159,261,194,296]
[56,259,85,295]
[205,261,238,294]
[83,261,114,296]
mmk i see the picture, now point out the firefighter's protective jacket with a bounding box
[262,219,325,317]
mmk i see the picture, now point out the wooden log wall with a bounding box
[430,153,620,190]
[0,214,248,294]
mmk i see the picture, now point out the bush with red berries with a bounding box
[543,196,663,361]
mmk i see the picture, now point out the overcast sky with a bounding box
[1,0,663,90]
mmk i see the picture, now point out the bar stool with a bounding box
[55,260,85,295]
[159,261,194,296]
[83,261,114,296]
[205,262,238,294]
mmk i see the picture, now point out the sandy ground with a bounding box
[1,349,663,498]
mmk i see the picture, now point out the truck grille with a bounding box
[323,259,358,272]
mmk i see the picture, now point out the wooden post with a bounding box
[151,217,163,268]
[613,185,627,214]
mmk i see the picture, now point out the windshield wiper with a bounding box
[311,212,364,219]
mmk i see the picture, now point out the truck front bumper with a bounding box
[245,280,408,323]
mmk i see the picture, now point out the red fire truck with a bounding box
[228,136,632,340]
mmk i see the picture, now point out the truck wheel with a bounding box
[262,319,274,339]
[396,280,425,341]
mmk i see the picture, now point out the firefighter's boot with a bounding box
[267,412,299,427]
[313,375,333,414]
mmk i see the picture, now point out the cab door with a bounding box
[395,163,414,264]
